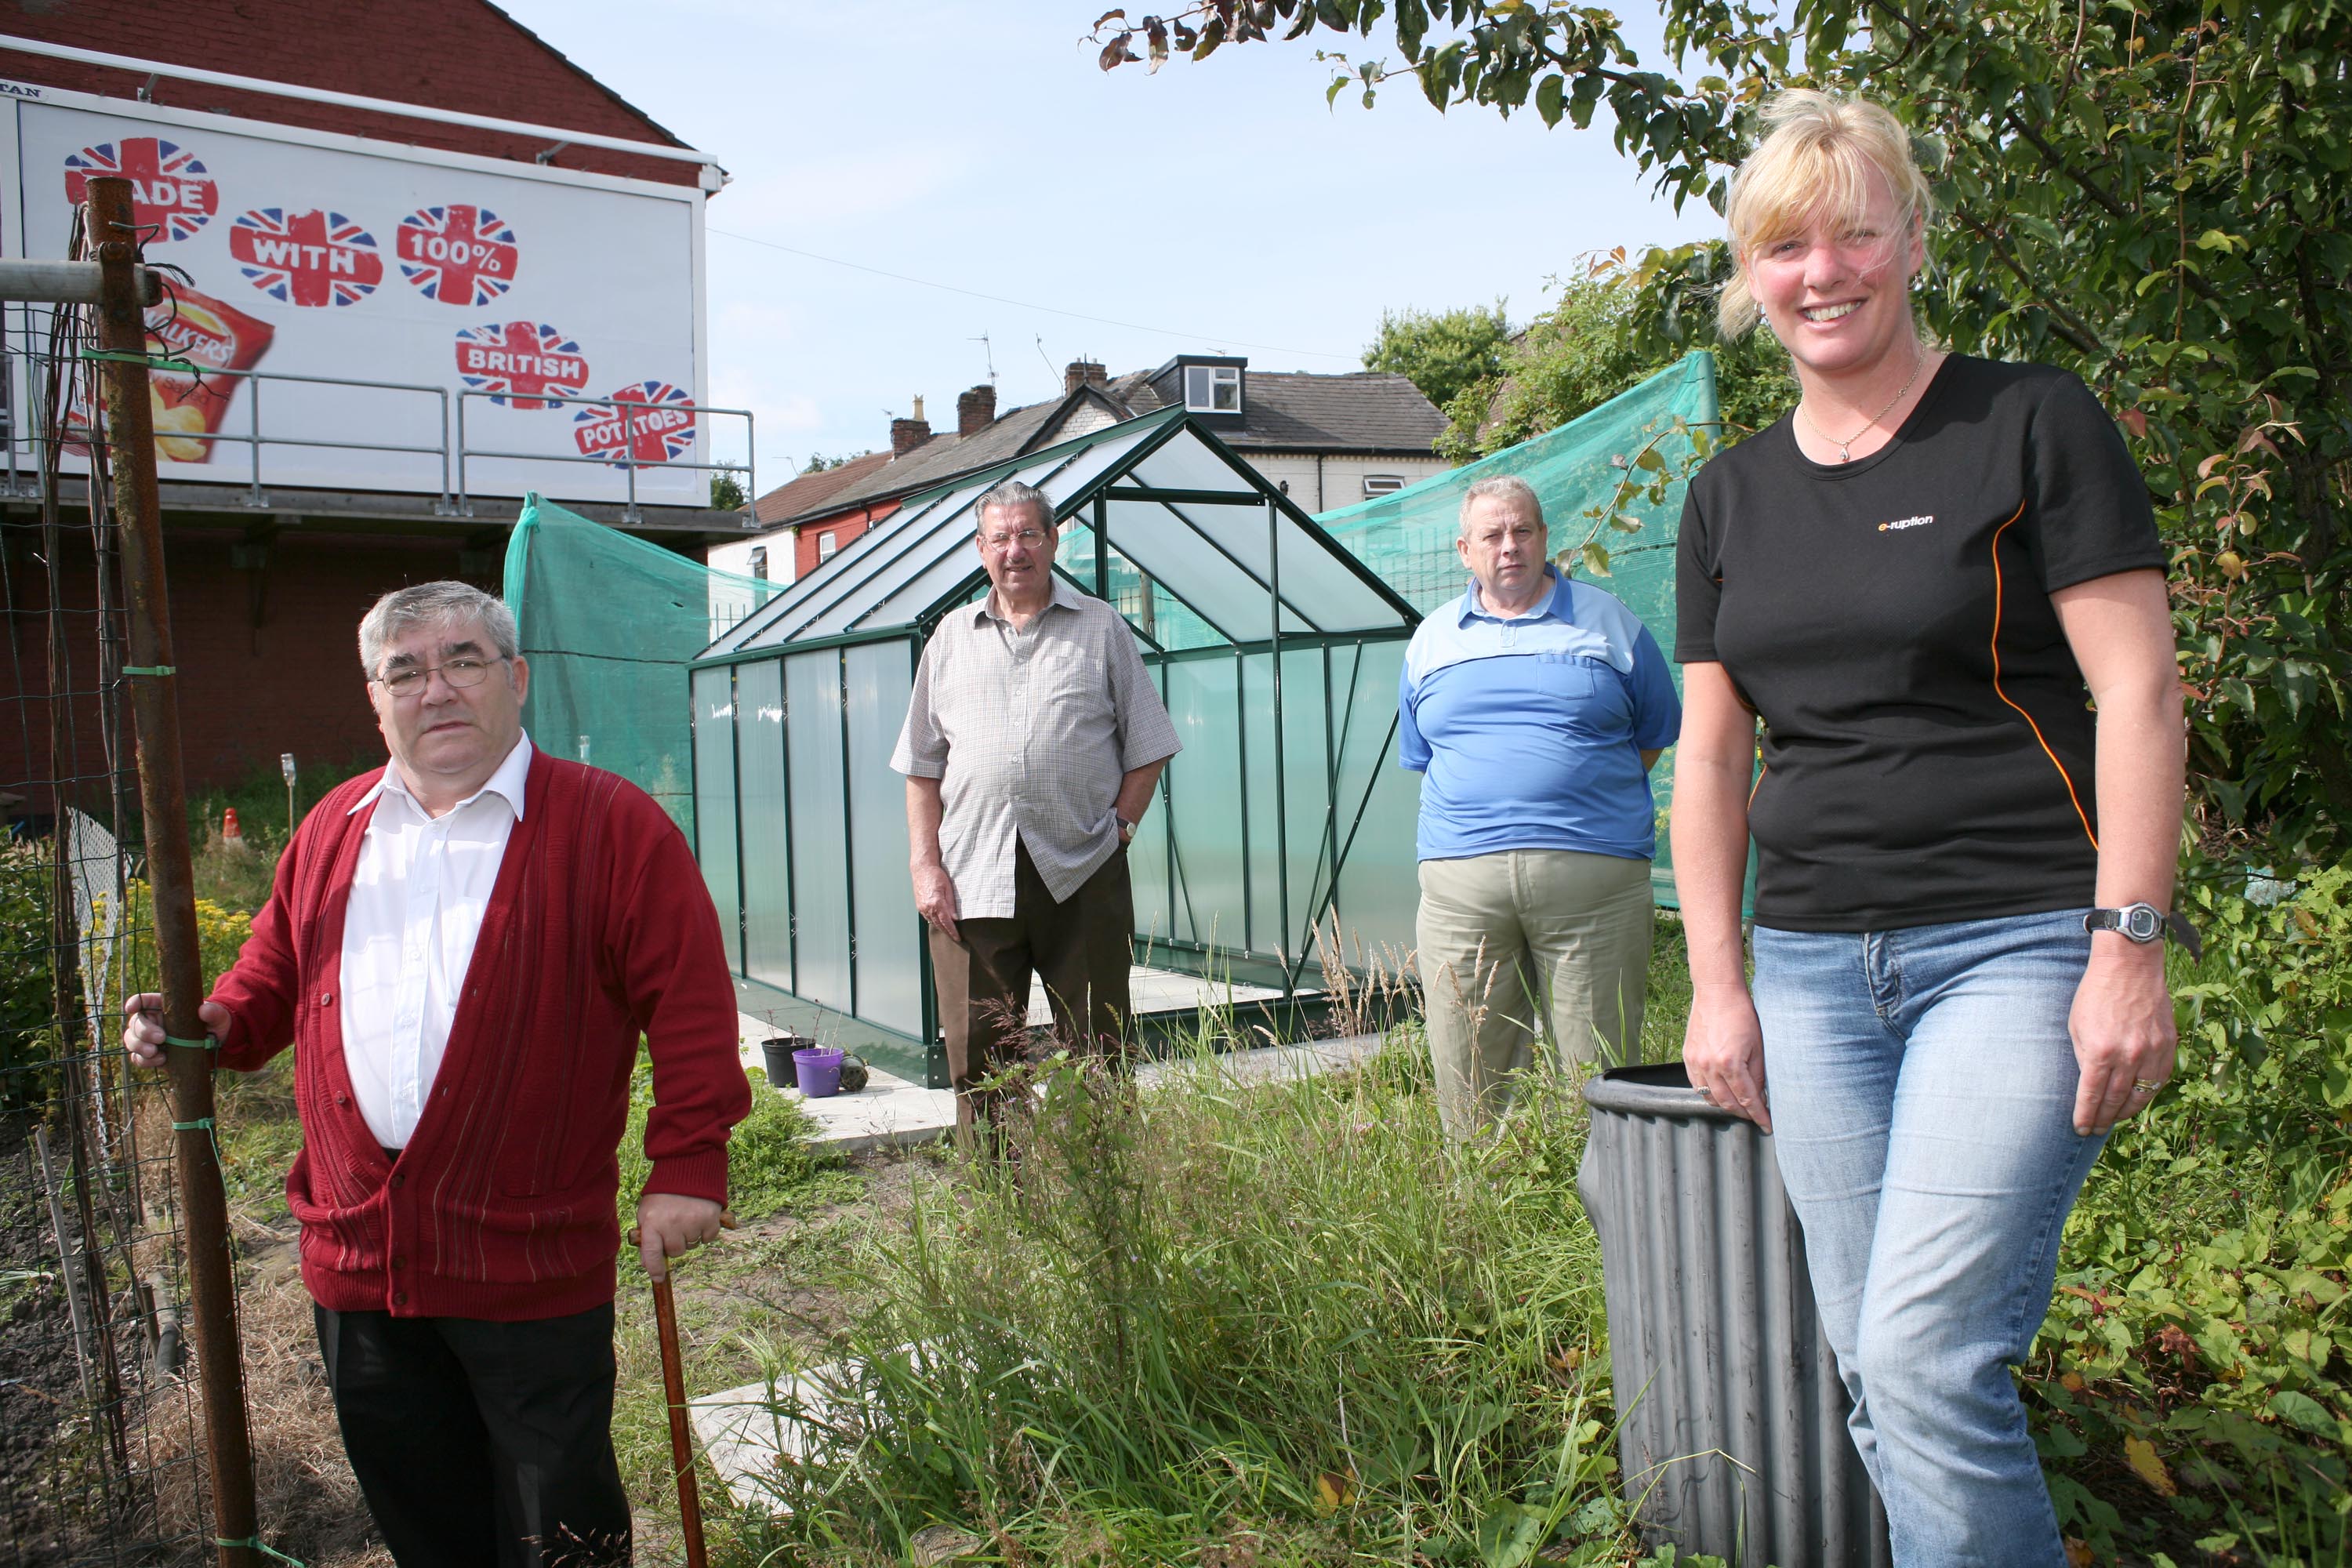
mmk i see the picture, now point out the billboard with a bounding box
[0,81,710,506]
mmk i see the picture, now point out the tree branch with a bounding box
[2002,109,2226,309]
[1947,209,2111,361]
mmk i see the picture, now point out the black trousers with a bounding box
[928,840,1133,1132]
[314,1301,631,1567]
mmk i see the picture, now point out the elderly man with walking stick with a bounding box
[125,579,750,1567]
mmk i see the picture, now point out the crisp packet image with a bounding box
[70,279,276,464]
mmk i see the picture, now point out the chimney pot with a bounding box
[956,383,997,437]
[1064,359,1108,394]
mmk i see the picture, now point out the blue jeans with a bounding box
[1751,909,2104,1568]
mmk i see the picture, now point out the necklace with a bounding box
[1799,349,1926,463]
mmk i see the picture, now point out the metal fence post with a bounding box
[89,172,262,1568]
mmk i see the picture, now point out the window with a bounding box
[1185,364,1241,413]
[749,546,769,581]
[817,531,838,562]
[1363,474,1406,498]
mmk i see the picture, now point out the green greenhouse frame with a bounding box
[690,407,1425,1087]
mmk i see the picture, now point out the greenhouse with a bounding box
[691,407,1425,1087]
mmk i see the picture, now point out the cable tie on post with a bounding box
[169,1117,214,1132]
[121,665,176,677]
[81,347,200,375]
[162,1033,217,1051]
[216,1537,307,1567]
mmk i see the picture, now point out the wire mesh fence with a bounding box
[1,222,217,1566]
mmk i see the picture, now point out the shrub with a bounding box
[2031,865,2352,1563]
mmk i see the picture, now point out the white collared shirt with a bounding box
[339,733,532,1149]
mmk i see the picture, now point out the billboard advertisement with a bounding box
[0,82,709,506]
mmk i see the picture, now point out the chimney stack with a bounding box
[956,383,996,437]
[889,394,931,456]
[1064,359,1108,394]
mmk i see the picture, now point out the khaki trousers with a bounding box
[928,839,1132,1133]
[1414,848,1653,1141]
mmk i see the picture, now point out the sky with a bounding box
[495,1,1724,498]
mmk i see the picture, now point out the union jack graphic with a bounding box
[229,209,383,307]
[454,321,590,410]
[62,138,218,241]
[574,381,697,467]
[397,205,521,306]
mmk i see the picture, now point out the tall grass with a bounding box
[746,1032,1639,1566]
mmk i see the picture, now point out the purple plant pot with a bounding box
[793,1046,844,1098]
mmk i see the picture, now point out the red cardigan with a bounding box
[212,748,752,1321]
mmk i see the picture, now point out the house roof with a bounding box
[1103,368,1447,453]
[760,367,1444,532]
[759,387,1118,528]
[750,449,894,526]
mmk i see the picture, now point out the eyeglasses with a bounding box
[375,655,505,696]
[980,528,1050,552]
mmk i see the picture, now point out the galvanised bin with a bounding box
[1577,1062,1891,1567]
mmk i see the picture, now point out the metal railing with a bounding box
[0,303,755,522]
[456,386,753,524]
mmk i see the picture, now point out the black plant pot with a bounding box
[760,1032,811,1090]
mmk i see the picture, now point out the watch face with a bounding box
[2123,905,2162,941]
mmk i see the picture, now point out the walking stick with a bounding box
[628,1210,735,1568]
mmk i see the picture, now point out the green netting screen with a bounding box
[1313,352,1722,906]
[504,495,783,837]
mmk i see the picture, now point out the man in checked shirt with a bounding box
[893,478,1181,1134]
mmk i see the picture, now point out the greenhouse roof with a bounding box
[696,408,1417,662]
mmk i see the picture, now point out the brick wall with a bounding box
[0,0,702,187]
[2,525,496,810]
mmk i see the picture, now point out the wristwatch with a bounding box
[1116,815,1136,844]
[2084,902,2204,960]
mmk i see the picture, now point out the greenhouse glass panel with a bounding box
[785,651,851,1011]
[1239,655,1278,956]
[691,666,740,971]
[1156,499,1323,635]
[1164,655,1246,953]
[757,491,963,644]
[1098,499,1261,644]
[1331,639,1417,964]
[735,660,791,991]
[845,642,922,1036]
[1127,430,1262,499]
[1281,644,1335,960]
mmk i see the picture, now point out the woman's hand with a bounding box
[2069,942,2177,1136]
[1685,982,1773,1133]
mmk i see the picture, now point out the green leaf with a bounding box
[1536,72,1565,128]
[2267,1388,2338,1436]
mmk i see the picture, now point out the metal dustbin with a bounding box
[1577,1062,1891,1567]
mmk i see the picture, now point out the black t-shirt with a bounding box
[1675,354,2164,931]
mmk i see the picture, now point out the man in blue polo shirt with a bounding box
[1400,474,1681,1139]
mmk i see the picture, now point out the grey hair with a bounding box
[974,478,1054,535]
[358,580,519,675]
[1459,474,1544,534]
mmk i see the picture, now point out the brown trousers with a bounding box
[928,839,1132,1131]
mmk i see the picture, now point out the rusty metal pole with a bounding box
[86,173,260,1568]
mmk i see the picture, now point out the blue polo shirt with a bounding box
[1399,567,1682,862]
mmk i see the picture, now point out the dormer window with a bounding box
[1185,364,1241,413]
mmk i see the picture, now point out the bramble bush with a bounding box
[2031,866,2352,1565]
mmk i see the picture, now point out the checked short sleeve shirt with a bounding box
[891,577,1180,917]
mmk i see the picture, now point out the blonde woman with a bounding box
[1670,91,2186,1565]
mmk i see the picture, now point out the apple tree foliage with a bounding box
[1096,0,2351,865]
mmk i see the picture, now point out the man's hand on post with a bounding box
[913,862,960,943]
[121,993,230,1069]
[634,1192,725,1282]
